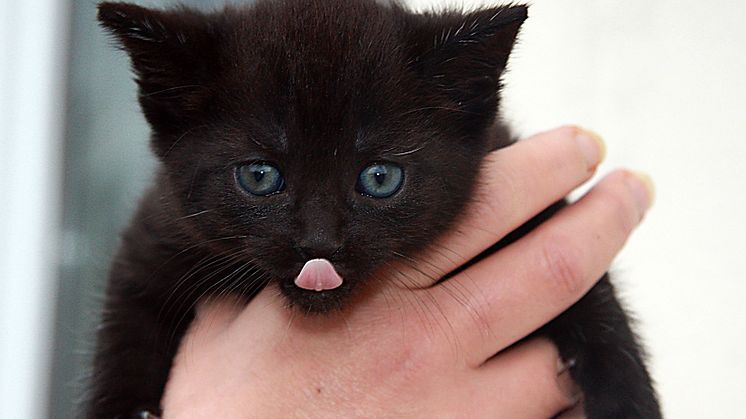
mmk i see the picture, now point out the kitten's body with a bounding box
[91,1,661,417]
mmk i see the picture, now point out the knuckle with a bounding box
[540,236,586,298]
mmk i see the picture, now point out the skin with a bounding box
[160,126,654,418]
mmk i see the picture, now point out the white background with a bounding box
[409,0,746,417]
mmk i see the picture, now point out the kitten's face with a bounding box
[99,0,526,312]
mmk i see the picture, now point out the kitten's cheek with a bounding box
[294,259,344,291]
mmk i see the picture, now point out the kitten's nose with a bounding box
[295,238,342,260]
[296,200,342,260]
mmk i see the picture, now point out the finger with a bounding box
[471,338,579,417]
[188,296,246,339]
[427,170,653,365]
[556,402,587,419]
[194,296,245,321]
[393,126,605,288]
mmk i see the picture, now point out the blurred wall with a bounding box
[1,1,68,418]
[49,1,228,417]
[44,0,746,418]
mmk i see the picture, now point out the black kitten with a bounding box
[90,0,661,417]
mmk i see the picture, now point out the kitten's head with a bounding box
[99,0,526,313]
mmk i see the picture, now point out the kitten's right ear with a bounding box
[98,2,217,135]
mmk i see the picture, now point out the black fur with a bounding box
[90,1,661,417]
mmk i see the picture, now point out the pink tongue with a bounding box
[294,259,344,292]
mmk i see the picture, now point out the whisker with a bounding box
[429,241,468,264]
[390,262,459,351]
[158,247,246,323]
[393,249,493,341]
[162,123,210,158]
[161,250,246,326]
[400,106,479,117]
[218,268,272,324]
[280,303,298,346]
[432,243,496,339]
[165,255,255,347]
[146,235,248,284]
[392,145,426,156]
[456,221,503,239]
[157,253,220,322]
[141,84,203,97]
[392,250,446,286]
[175,209,213,221]
[381,262,434,337]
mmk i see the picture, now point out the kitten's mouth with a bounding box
[294,259,344,291]
[274,258,349,314]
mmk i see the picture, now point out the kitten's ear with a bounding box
[98,2,217,134]
[408,5,528,129]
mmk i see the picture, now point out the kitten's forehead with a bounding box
[224,0,407,125]
[229,1,402,77]
[250,0,400,60]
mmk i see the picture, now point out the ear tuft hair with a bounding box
[97,2,217,136]
[407,4,528,130]
[432,5,527,52]
[98,2,174,44]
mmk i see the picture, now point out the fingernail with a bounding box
[627,171,656,213]
[556,362,582,403]
[556,401,586,419]
[556,357,577,374]
[556,357,581,403]
[575,127,606,169]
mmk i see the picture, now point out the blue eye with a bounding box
[237,162,285,196]
[356,162,404,198]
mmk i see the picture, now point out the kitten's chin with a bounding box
[278,279,353,315]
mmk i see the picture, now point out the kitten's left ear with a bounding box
[408,5,528,129]
[98,2,217,136]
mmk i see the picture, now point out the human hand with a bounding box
[160,126,653,418]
